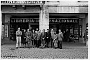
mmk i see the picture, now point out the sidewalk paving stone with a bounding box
[1,42,88,59]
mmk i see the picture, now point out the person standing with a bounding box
[16,27,22,49]
[50,29,54,48]
[46,29,51,48]
[53,31,58,49]
[36,30,41,48]
[40,29,46,48]
[57,29,63,49]
[35,29,39,48]
[26,29,32,48]
[32,29,37,48]
[21,29,26,47]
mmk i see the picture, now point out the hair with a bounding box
[32,29,35,33]
[18,27,20,30]
[59,29,62,32]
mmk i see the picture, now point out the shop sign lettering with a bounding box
[10,18,39,23]
[49,19,78,23]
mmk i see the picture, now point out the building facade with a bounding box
[1,1,88,45]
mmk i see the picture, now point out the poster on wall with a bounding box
[5,25,8,37]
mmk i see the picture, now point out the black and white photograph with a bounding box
[1,0,88,59]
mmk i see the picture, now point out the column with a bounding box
[39,5,49,32]
[43,5,49,32]
[39,5,43,31]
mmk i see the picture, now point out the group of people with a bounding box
[16,27,63,49]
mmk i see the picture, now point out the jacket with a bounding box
[36,32,41,40]
[16,31,22,37]
[41,32,46,40]
[57,32,63,41]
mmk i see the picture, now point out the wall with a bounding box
[5,14,11,23]
[2,5,40,13]
[48,7,88,13]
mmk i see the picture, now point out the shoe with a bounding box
[60,48,62,49]
[16,47,18,49]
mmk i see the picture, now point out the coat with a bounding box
[41,32,46,40]
[57,32,63,41]
[16,31,22,37]
[51,32,55,40]
[26,31,32,42]
[32,32,37,40]
[46,32,51,38]
[37,32,41,40]
[53,34,58,42]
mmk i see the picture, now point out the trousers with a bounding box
[16,36,21,47]
[58,41,62,49]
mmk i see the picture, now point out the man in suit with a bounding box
[32,29,37,48]
[40,29,46,48]
[46,29,51,48]
[57,29,63,49]
[26,29,32,48]
[21,29,26,47]
[36,30,41,48]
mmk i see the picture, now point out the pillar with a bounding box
[39,5,49,32]
[39,5,43,31]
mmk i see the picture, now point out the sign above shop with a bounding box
[10,18,39,23]
[49,18,79,23]
[10,18,79,23]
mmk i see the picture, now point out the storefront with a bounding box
[49,18,79,41]
[1,1,88,45]
[10,13,39,40]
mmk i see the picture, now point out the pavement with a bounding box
[1,42,88,59]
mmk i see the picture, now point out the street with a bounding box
[1,42,88,59]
